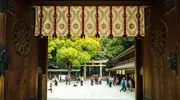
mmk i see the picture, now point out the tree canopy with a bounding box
[93,37,135,68]
[93,37,134,59]
[48,36,135,74]
[48,37,100,75]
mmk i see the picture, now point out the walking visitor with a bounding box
[120,78,126,92]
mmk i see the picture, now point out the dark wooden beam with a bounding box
[135,38,144,100]
[28,0,154,6]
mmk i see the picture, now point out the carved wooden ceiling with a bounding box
[26,0,154,6]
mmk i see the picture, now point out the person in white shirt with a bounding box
[109,77,112,87]
[128,78,133,92]
[98,77,102,84]
[124,79,127,91]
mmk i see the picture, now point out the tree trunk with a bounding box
[68,65,72,76]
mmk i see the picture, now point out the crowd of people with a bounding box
[48,75,84,93]
[73,76,84,87]
[105,75,135,92]
[48,74,135,93]
[90,75,102,86]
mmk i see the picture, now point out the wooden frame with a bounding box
[0,76,4,100]
[29,0,153,6]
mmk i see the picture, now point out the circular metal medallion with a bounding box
[149,20,168,57]
[12,21,32,56]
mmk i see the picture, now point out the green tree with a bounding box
[48,37,100,75]
[48,36,134,74]
[94,37,135,68]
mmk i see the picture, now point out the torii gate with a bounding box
[82,60,108,80]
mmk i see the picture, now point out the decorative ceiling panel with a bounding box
[112,6,124,36]
[84,6,96,36]
[98,6,110,36]
[126,6,138,36]
[70,6,82,36]
[56,6,68,36]
[35,6,145,37]
[42,6,54,36]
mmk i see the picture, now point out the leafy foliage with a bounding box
[93,37,135,68]
[48,37,100,70]
[94,37,134,59]
[48,36,135,72]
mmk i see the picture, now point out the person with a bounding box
[109,77,112,87]
[48,83,52,93]
[54,79,58,86]
[59,75,62,82]
[73,81,78,87]
[80,76,84,86]
[95,76,98,84]
[124,78,127,91]
[77,76,80,82]
[115,77,119,86]
[65,75,68,85]
[76,76,79,82]
[106,76,109,86]
[90,76,94,86]
[128,78,133,92]
[68,75,71,85]
[99,77,102,85]
[120,78,126,92]
[113,77,116,86]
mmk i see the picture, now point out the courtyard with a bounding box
[47,80,135,100]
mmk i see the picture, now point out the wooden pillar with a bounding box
[37,67,42,100]
[38,37,48,100]
[100,63,102,78]
[38,37,48,74]
[135,38,143,100]
[0,10,6,100]
[84,63,86,80]
[0,13,6,44]
[125,70,128,80]
[0,76,4,100]
[177,0,180,100]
